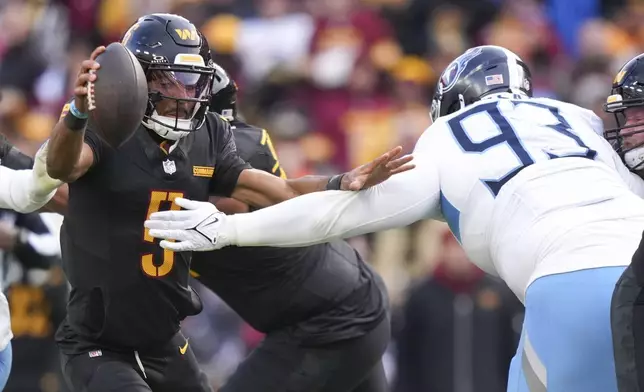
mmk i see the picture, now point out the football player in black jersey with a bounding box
[605,53,644,392]
[188,65,390,392]
[40,14,411,392]
[0,61,393,391]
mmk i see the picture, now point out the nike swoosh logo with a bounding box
[179,339,189,355]
[199,217,219,230]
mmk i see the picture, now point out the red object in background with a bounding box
[306,7,395,170]
[64,0,100,36]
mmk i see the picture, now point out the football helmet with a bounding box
[430,45,533,121]
[604,53,644,172]
[121,14,215,140]
[209,63,238,121]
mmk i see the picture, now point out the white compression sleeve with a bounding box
[0,167,54,213]
[228,156,441,247]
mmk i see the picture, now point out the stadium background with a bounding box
[0,0,632,390]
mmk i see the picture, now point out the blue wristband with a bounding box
[69,100,88,119]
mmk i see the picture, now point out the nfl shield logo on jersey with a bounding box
[163,159,176,175]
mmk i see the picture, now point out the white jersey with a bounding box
[423,95,644,299]
[229,94,644,302]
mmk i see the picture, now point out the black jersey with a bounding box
[55,113,249,354]
[191,121,387,344]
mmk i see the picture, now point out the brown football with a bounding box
[86,42,148,149]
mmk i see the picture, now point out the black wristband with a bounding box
[326,174,345,191]
[63,111,88,132]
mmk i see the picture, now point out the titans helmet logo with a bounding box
[440,47,484,92]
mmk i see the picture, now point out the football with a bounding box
[86,42,148,149]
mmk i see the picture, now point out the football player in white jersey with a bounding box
[604,53,644,392]
[144,45,644,392]
[0,139,63,389]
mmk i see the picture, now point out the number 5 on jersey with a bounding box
[142,191,184,277]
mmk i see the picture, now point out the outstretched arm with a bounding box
[145,153,440,251]
[230,154,440,247]
[0,142,63,213]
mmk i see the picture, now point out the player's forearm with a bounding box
[47,118,86,181]
[233,169,334,207]
[42,185,68,215]
[284,175,334,196]
[0,167,55,213]
[228,167,439,247]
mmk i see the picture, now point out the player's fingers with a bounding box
[159,240,188,252]
[76,72,96,88]
[73,86,88,96]
[362,151,391,172]
[144,219,171,230]
[148,229,190,241]
[174,197,213,211]
[389,163,416,175]
[79,60,100,74]
[385,155,414,170]
[386,146,404,161]
[145,219,191,232]
[89,46,106,61]
[149,209,198,222]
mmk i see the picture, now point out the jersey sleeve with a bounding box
[251,129,286,179]
[228,127,441,247]
[0,137,34,170]
[209,117,252,197]
[83,129,105,167]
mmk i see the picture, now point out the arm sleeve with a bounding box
[209,120,252,197]
[0,167,50,213]
[228,150,441,247]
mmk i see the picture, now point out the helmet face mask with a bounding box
[121,14,215,140]
[603,54,644,173]
[430,45,533,122]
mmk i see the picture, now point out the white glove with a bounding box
[144,197,233,252]
[31,140,64,201]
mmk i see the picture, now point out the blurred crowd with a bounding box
[0,0,639,390]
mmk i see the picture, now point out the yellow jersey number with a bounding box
[142,190,184,277]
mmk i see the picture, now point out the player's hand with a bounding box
[342,146,415,191]
[32,140,64,199]
[74,46,105,114]
[144,197,232,252]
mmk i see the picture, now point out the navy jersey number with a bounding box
[447,101,597,196]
